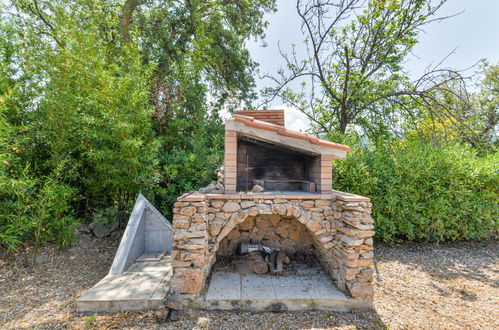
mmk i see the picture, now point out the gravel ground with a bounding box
[0,235,497,329]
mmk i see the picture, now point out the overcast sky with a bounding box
[246,0,499,131]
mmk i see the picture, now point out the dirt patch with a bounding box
[1,236,497,329]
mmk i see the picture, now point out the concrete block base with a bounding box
[191,269,372,312]
[76,256,172,313]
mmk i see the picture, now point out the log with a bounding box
[275,251,285,273]
[268,251,278,274]
[247,251,268,275]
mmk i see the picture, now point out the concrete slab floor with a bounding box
[76,255,172,313]
[204,265,358,312]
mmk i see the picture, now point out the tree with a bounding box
[0,0,276,237]
[262,0,471,143]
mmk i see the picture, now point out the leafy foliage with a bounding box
[333,141,498,242]
[0,0,275,250]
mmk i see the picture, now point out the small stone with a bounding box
[275,226,288,238]
[347,282,374,297]
[272,203,288,215]
[79,238,94,248]
[172,260,192,267]
[361,251,374,259]
[263,233,280,241]
[315,200,330,207]
[319,234,333,243]
[211,200,224,208]
[252,184,264,193]
[165,298,184,311]
[222,202,241,213]
[179,206,196,216]
[92,221,118,238]
[241,200,256,209]
[168,309,182,321]
[256,217,271,228]
[177,243,205,251]
[195,317,210,328]
[35,254,48,264]
[256,204,272,214]
[288,231,301,241]
[173,220,190,229]
[341,236,364,246]
[311,212,324,220]
[267,215,281,226]
[175,269,204,294]
[226,230,241,240]
[300,201,314,208]
[155,306,169,323]
[306,220,322,232]
[239,217,254,230]
[298,211,311,224]
[209,221,223,236]
[344,259,374,268]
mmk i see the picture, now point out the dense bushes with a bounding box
[333,141,498,242]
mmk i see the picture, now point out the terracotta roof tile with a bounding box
[233,114,351,152]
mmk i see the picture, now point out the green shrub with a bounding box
[333,141,498,242]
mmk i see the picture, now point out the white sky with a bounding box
[247,0,499,131]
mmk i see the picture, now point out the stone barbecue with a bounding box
[171,110,375,310]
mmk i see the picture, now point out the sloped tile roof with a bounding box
[233,114,351,152]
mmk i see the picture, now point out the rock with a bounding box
[288,231,301,241]
[195,317,210,328]
[319,234,333,243]
[347,282,374,297]
[209,221,223,236]
[255,204,272,214]
[299,201,314,208]
[168,309,182,321]
[175,269,204,294]
[251,184,264,193]
[68,247,79,254]
[239,217,254,230]
[165,297,183,311]
[173,220,190,229]
[155,306,170,323]
[240,200,256,209]
[35,254,48,264]
[344,259,374,268]
[272,203,288,215]
[341,236,364,247]
[78,224,92,235]
[172,260,192,268]
[211,200,224,208]
[222,202,241,213]
[79,237,94,248]
[315,200,330,207]
[91,221,118,238]
[256,217,270,228]
[179,206,197,216]
[275,226,288,238]
[226,230,241,240]
[306,220,322,232]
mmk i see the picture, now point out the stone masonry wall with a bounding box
[171,192,374,303]
[217,214,315,257]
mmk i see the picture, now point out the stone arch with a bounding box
[214,201,332,255]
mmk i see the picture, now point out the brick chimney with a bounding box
[234,110,285,127]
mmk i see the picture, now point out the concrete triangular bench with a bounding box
[77,194,173,312]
